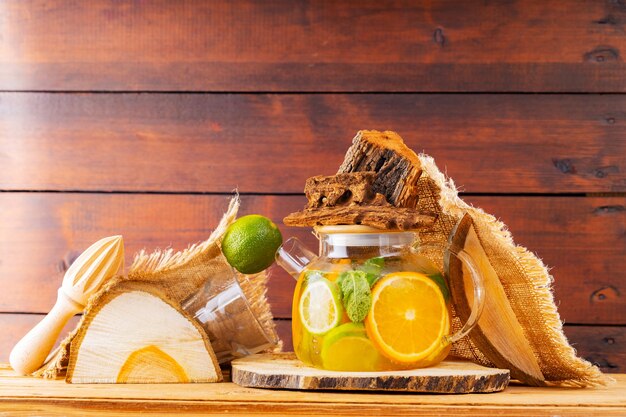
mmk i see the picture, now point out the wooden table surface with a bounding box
[0,365,623,416]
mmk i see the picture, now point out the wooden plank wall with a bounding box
[0,1,624,373]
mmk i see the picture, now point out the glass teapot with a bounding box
[276,225,485,372]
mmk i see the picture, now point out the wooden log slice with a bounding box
[447,214,545,385]
[232,352,510,394]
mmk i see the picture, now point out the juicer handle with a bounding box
[412,241,485,345]
[10,288,83,375]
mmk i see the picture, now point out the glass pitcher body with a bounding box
[282,225,484,372]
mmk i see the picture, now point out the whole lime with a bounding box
[221,215,283,274]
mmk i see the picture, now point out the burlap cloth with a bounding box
[35,196,279,379]
[415,154,607,387]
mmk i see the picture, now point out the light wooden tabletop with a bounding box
[0,365,623,416]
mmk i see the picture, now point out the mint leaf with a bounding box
[337,271,371,323]
[357,257,385,287]
[364,272,380,287]
[358,257,384,274]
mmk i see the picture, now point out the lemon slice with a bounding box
[299,277,343,336]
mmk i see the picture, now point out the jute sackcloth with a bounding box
[413,153,607,387]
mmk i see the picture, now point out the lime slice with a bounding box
[321,323,381,371]
[299,277,343,336]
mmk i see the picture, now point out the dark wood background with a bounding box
[0,1,624,373]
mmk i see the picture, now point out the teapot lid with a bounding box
[314,225,416,247]
[314,225,385,234]
[314,225,418,234]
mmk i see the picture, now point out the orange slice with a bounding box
[365,272,450,364]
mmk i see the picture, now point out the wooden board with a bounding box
[231,353,509,393]
[0,193,623,324]
[1,93,624,193]
[1,1,625,92]
[0,366,624,416]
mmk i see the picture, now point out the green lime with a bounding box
[221,214,283,274]
[321,323,381,371]
[299,277,343,335]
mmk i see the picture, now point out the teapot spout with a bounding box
[275,237,316,280]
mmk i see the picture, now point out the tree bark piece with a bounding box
[232,352,510,393]
[285,168,436,230]
[338,130,423,208]
[284,206,436,230]
[304,172,379,208]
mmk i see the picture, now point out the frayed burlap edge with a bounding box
[417,154,609,388]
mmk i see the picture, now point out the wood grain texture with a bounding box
[0,316,623,374]
[565,325,626,373]
[1,0,625,92]
[1,93,624,193]
[66,283,223,384]
[0,366,624,416]
[1,403,625,417]
[232,353,510,393]
[0,193,623,324]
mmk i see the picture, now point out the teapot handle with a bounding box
[412,241,485,345]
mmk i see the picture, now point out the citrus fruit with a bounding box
[365,271,450,364]
[221,215,283,274]
[320,323,381,371]
[299,277,343,335]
